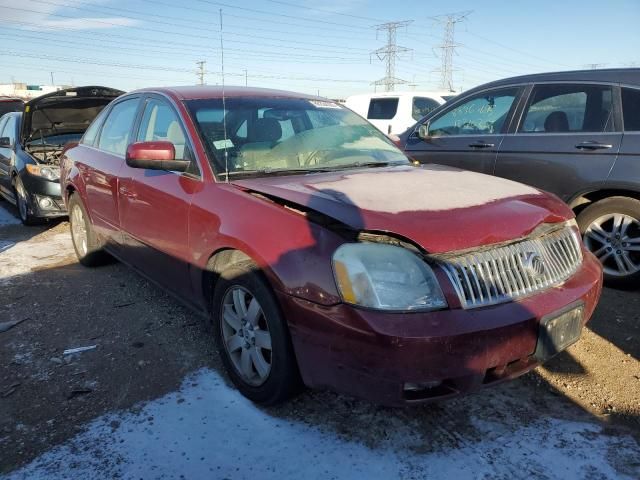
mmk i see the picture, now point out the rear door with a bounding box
[404,86,522,175]
[78,96,141,240]
[607,86,640,191]
[118,95,203,301]
[495,83,622,201]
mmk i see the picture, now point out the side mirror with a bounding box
[125,141,189,172]
[417,122,431,141]
[0,137,13,148]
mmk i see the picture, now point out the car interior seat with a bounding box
[544,111,570,132]
[240,118,286,170]
[166,120,186,159]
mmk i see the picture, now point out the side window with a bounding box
[137,99,188,160]
[2,117,17,142]
[367,98,399,120]
[622,87,640,132]
[412,97,440,121]
[97,98,140,156]
[520,84,614,133]
[81,107,109,146]
[429,88,519,136]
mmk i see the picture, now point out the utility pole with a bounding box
[584,63,607,70]
[243,69,248,86]
[196,60,206,85]
[432,11,472,92]
[370,21,412,92]
[50,71,54,85]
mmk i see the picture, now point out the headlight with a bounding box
[25,164,60,180]
[332,243,447,311]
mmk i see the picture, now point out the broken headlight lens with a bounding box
[332,243,447,311]
[25,164,60,181]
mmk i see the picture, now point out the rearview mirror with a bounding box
[126,141,189,172]
[417,122,431,141]
[0,137,13,148]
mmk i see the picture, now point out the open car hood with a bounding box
[233,164,574,254]
[21,86,124,145]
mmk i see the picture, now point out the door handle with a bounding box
[575,141,613,150]
[468,141,495,149]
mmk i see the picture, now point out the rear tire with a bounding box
[68,194,110,267]
[211,260,301,405]
[577,196,640,288]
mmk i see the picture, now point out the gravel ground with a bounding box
[0,203,638,478]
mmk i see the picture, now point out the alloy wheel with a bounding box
[220,286,273,386]
[583,213,640,277]
[70,204,88,257]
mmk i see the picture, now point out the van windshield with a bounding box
[185,97,409,178]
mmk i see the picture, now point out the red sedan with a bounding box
[60,87,603,406]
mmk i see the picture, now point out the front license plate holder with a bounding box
[534,303,584,362]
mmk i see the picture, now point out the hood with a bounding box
[22,86,124,145]
[233,164,573,254]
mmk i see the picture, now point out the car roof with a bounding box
[132,86,323,101]
[470,68,640,91]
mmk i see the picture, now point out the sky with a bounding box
[0,0,638,98]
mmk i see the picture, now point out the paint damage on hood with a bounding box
[233,164,574,254]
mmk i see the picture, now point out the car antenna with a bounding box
[219,8,229,183]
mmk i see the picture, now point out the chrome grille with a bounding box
[437,225,583,309]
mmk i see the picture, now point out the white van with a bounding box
[344,91,456,135]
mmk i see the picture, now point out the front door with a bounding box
[0,116,16,198]
[118,96,203,302]
[495,83,622,202]
[405,86,522,175]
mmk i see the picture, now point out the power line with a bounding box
[371,21,413,92]
[431,11,472,91]
[265,0,384,23]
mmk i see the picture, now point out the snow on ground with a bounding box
[8,368,638,480]
[0,230,75,284]
[0,204,20,226]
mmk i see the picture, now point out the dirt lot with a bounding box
[1,203,639,479]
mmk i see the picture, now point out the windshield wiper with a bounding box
[220,167,335,178]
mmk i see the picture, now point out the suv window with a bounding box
[0,100,24,118]
[428,87,519,136]
[622,87,640,132]
[520,84,614,133]
[412,97,440,121]
[367,98,399,120]
[98,98,140,156]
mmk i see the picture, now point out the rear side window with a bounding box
[97,98,140,156]
[367,98,399,120]
[622,87,640,131]
[412,97,440,121]
[520,84,614,133]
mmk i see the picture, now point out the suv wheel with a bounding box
[212,260,301,405]
[577,196,640,288]
[68,194,110,267]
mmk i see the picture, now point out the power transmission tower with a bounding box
[584,63,607,70]
[196,60,206,85]
[432,11,472,91]
[370,21,412,92]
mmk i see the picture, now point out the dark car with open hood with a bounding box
[60,86,602,406]
[0,86,123,224]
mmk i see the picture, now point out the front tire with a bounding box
[577,196,640,288]
[68,194,110,267]
[13,176,39,226]
[212,260,301,405]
